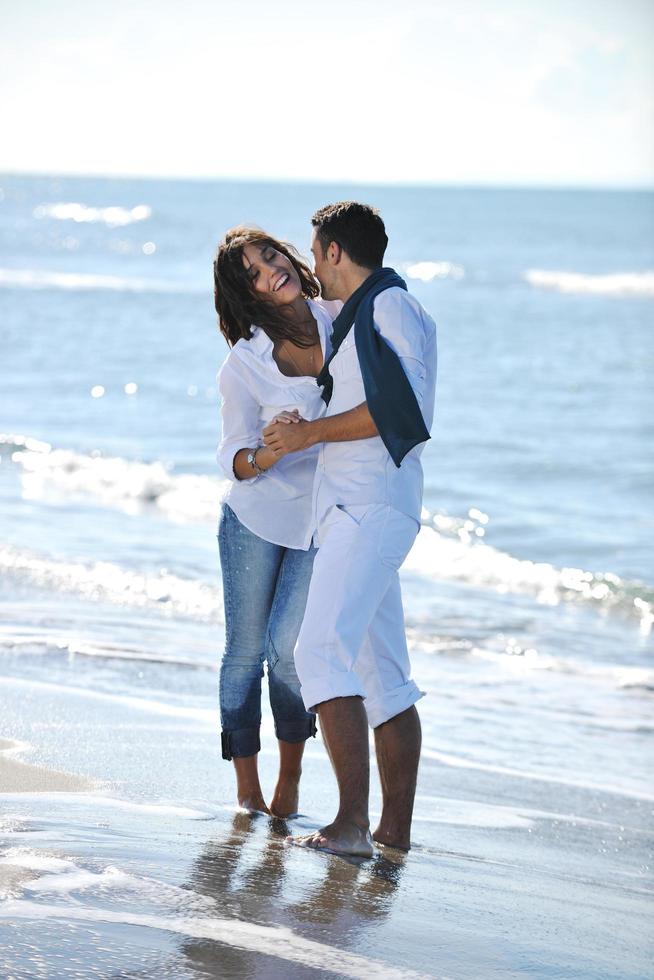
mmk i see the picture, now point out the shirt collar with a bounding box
[248,299,331,355]
[247,325,273,355]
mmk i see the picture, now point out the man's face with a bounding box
[310,228,336,300]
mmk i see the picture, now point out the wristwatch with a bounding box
[247,447,265,476]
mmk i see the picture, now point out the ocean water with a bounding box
[0,175,653,977]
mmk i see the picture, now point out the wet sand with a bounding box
[1,654,653,980]
[0,739,94,794]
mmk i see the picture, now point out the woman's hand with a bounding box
[270,409,304,425]
[263,417,316,456]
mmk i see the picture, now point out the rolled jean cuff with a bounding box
[275,715,317,744]
[300,674,367,714]
[221,726,261,761]
[364,680,425,729]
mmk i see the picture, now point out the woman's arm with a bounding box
[231,444,279,480]
[217,360,282,481]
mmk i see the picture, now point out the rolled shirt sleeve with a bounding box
[216,360,262,482]
[372,289,427,409]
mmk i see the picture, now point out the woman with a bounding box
[213,225,334,817]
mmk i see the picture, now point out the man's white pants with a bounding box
[294,503,423,729]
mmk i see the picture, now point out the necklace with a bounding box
[282,338,317,377]
[279,321,321,377]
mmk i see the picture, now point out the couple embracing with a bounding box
[213,202,437,857]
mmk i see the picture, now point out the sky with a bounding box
[1,0,653,187]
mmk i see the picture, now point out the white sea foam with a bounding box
[524,269,654,297]
[1,434,227,522]
[2,434,652,626]
[25,866,131,894]
[75,798,220,819]
[0,267,189,293]
[0,796,226,821]
[0,850,218,909]
[33,202,152,226]
[405,260,465,282]
[0,849,75,873]
[0,900,433,979]
[0,632,215,669]
[0,545,220,620]
[0,738,31,761]
[405,524,654,624]
[469,645,654,689]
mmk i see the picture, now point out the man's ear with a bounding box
[329,241,342,265]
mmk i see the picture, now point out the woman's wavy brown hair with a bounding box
[213,226,320,347]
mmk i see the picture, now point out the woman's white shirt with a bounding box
[216,298,335,550]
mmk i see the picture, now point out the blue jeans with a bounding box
[218,503,317,760]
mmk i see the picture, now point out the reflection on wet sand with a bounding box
[180,811,407,976]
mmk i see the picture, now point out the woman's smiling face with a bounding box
[242,242,302,305]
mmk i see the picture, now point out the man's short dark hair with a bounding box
[311,201,388,269]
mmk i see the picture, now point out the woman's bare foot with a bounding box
[269,772,300,817]
[233,755,269,814]
[271,741,305,817]
[237,793,270,815]
[288,819,374,857]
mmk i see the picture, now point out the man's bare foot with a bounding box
[287,819,374,857]
[269,773,300,818]
[372,824,411,851]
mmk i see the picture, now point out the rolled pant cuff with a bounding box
[275,715,317,744]
[221,727,261,761]
[364,680,425,729]
[300,675,367,714]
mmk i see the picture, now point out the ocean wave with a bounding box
[3,434,652,626]
[406,523,654,625]
[404,261,464,282]
[0,545,220,621]
[33,202,152,227]
[524,269,654,297]
[469,645,654,692]
[0,268,192,294]
[1,899,430,980]
[0,633,216,670]
[1,434,226,522]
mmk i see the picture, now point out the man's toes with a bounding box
[286,832,318,848]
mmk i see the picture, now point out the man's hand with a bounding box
[263,418,316,456]
[263,402,378,457]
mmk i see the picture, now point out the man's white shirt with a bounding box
[311,287,437,536]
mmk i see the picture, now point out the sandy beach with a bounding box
[1,630,652,980]
[0,740,93,794]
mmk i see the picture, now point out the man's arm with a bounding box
[262,403,378,456]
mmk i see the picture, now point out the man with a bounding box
[263,202,437,856]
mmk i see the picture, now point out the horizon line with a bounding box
[1,169,653,194]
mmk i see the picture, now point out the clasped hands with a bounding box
[263,410,315,457]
